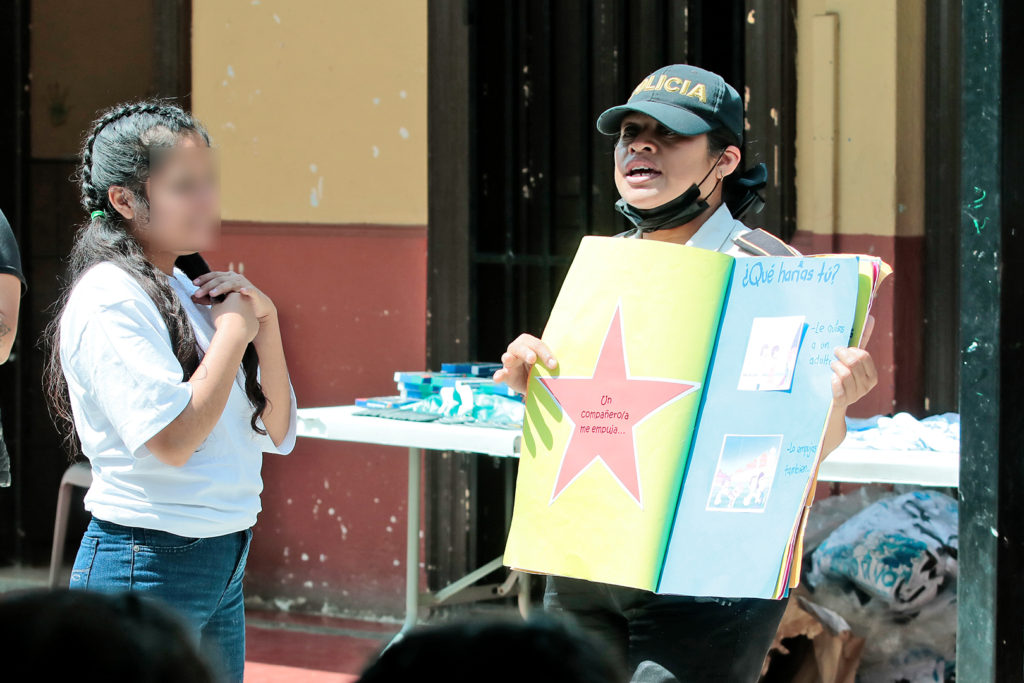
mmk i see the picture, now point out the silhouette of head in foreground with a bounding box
[357,615,628,683]
[0,589,216,682]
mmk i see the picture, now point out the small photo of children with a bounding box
[706,434,783,513]
[737,316,805,392]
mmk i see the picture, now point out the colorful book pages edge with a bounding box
[810,255,892,348]
[780,257,893,592]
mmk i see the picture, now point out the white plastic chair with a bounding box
[47,461,92,588]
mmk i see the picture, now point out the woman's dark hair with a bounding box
[43,100,267,458]
[707,126,767,219]
[706,126,741,157]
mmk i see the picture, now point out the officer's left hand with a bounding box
[830,314,877,411]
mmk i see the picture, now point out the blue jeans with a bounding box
[69,516,253,682]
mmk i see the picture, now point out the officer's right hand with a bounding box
[492,333,558,395]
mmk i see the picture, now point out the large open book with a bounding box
[503,236,890,599]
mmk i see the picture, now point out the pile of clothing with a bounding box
[803,489,958,682]
[842,412,959,453]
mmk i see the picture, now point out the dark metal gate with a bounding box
[426,0,797,599]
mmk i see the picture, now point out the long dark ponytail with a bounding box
[43,101,267,458]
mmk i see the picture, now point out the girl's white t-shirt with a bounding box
[59,261,297,538]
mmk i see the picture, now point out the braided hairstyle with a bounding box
[44,100,268,458]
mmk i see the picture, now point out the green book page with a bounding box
[504,236,733,590]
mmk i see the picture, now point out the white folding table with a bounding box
[816,444,958,488]
[296,404,959,641]
[296,405,528,645]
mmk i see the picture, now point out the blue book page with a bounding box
[656,256,860,598]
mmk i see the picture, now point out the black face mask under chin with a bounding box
[614,158,722,234]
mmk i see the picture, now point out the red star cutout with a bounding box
[534,303,701,508]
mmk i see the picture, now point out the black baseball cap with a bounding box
[596,64,744,142]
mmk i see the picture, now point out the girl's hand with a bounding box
[493,333,557,395]
[192,271,277,324]
[830,315,877,412]
[211,292,259,344]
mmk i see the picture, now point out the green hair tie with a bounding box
[90,210,105,220]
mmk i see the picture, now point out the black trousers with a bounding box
[544,575,788,683]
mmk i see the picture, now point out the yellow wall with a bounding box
[894,0,925,240]
[795,0,924,238]
[191,0,428,225]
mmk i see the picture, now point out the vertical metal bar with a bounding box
[6,0,28,566]
[659,0,671,63]
[743,0,797,239]
[666,0,689,62]
[425,0,476,593]
[503,0,518,341]
[589,0,626,236]
[403,447,422,634]
[151,0,192,107]
[923,0,962,413]
[957,0,1017,679]
[688,0,703,66]
[384,446,423,651]
[503,457,515,528]
[580,0,593,237]
[540,1,553,311]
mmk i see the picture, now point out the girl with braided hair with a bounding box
[43,101,297,682]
